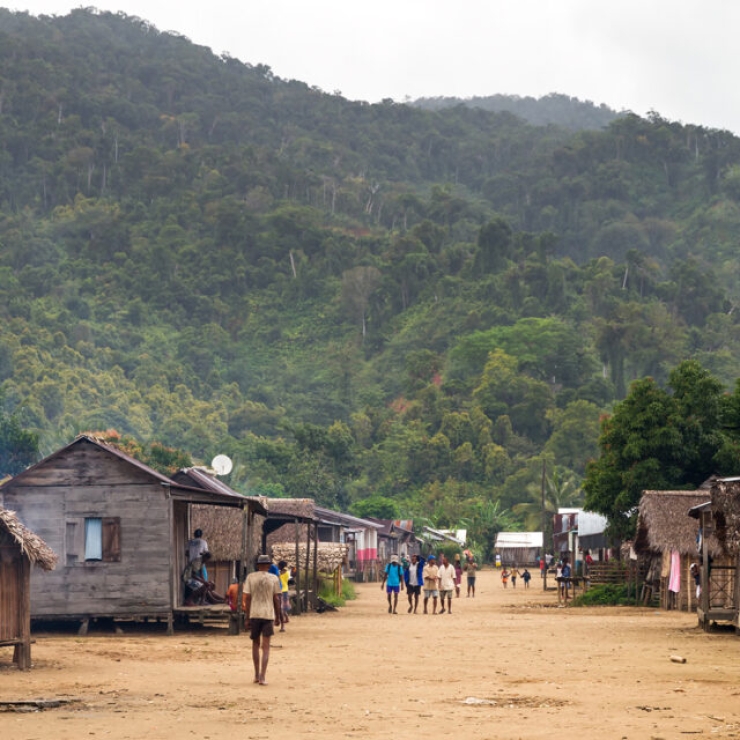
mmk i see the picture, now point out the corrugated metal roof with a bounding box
[173,467,267,515]
[7,436,255,509]
[315,506,383,529]
[578,511,608,537]
[495,532,543,548]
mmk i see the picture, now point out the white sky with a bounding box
[9,1,740,134]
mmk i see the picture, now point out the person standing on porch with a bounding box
[187,528,210,579]
[245,554,281,686]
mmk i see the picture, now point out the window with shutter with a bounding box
[102,517,121,562]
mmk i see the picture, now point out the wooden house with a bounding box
[553,509,581,562]
[634,491,719,612]
[495,532,543,566]
[577,511,611,564]
[0,436,262,633]
[0,506,57,669]
[171,467,267,595]
[314,506,382,579]
[701,477,740,630]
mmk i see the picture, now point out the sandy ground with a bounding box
[1,569,740,740]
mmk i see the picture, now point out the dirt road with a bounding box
[2,570,739,739]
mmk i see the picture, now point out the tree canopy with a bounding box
[3,10,740,551]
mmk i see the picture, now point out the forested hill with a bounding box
[412,93,621,131]
[3,8,740,555]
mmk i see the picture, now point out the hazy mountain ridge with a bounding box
[2,9,740,549]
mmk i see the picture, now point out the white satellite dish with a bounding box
[211,454,233,476]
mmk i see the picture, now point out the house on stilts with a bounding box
[0,435,264,634]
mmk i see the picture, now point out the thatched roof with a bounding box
[0,507,57,570]
[263,498,315,519]
[189,506,260,561]
[634,491,721,557]
[271,542,348,572]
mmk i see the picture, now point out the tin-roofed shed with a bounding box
[495,532,543,566]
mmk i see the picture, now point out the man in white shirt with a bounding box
[187,529,210,578]
[437,555,456,614]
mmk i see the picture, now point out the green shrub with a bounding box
[317,573,357,607]
[571,583,637,607]
[425,544,464,563]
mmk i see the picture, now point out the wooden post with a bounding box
[304,521,311,612]
[16,558,31,670]
[313,522,319,610]
[293,519,302,616]
[165,485,174,635]
[232,503,250,635]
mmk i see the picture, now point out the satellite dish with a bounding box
[211,454,233,476]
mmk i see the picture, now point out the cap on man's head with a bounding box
[257,554,272,565]
[427,555,436,560]
[390,554,399,563]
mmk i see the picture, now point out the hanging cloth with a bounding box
[668,549,681,593]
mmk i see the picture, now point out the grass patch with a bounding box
[318,574,357,607]
[571,583,638,607]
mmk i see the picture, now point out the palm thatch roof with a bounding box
[634,491,721,557]
[263,498,315,519]
[709,477,740,555]
[190,506,261,561]
[271,542,348,572]
[0,507,57,570]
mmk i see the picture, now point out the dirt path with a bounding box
[2,570,739,739]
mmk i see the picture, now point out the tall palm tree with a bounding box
[512,466,583,551]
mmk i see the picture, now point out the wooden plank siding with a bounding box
[0,549,22,641]
[1,442,174,620]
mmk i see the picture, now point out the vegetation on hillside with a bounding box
[3,9,740,554]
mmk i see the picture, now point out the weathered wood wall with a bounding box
[1,441,173,618]
[0,546,22,641]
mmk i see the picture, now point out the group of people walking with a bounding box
[499,565,532,588]
[381,552,479,615]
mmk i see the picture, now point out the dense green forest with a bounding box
[3,9,740,556]
[413,93,621,131]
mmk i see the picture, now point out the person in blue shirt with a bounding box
[381,554,405,614]
[561,558,572,602]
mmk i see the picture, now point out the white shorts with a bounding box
[424,589,439,598]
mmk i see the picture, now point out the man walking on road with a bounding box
[405,554,424,613]
[437,555,456,614]
[245,554,282,686]
[381,554,404,614]
[422,555,440,614]
[464,555,478,597]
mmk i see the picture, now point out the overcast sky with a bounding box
[9,1,740,134]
